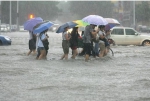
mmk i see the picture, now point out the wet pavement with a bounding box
[0,31,150,101]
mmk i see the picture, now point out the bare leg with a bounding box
[38,50,45,60]
[27,50,32,56]
[60,54,65,60]
[85,54,89,62]
[64,54,68,60]
[32,49,36,55]
[99,50,105,57]
[99,41,105,58]
[72,49,77,59]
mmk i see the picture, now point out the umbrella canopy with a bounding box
[104,18,120,30]
[33,20,49,30]
[56,22,77,33]
[73,20,89,27]
[23,17,43,31]
[33,21,54,34]
[82,15,108,26]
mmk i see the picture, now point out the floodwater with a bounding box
[0,31,150,101]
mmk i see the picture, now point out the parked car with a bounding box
[110,27,150,46]
[0,24,8,32]
[11,25,17,32]
[0,35,11,45]
[19,26,26,32]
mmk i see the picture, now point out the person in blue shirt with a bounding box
[36,29,49,60]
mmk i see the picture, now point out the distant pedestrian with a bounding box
[60,26,71,60]
[27,31,36,56]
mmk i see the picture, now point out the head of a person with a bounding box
[98,25,105,30]
[71,27,78,33]
[105,30,111,34]
[90,24,97,29]
[64,26,69,32]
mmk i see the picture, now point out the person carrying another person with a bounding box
[83,24,97,62]
[60,26,71,60]
[70,27,80,59]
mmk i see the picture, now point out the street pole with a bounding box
[133,1,135,29]
[17,0,19,31]
[0,1,1,35]
[10,1,11,32]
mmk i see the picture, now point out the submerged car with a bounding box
[0,35,11,45]
[110,27,150,46]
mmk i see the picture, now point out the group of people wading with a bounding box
[27,24,111,62]
[60,24,111,62]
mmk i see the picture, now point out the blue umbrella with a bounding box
[56,22,77,33]
[23,17,43,31]
[82,15,108,26]
[33,21,54,34]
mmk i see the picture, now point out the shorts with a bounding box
[99,41,105,51]
[36,47,45,58]
[71,46,77,50]
[84,43,91,55]
[29,39,36,50]
[62,40,69,54]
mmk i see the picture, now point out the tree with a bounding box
[1,1,62,25]
[68,1,114,19]
[135,1,150,23]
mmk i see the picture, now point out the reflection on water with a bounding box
[0,32,150,101]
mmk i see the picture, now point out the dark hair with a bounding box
[71,27,78,35]
[98,25,105,28]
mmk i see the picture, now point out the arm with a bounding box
[91,30,97,39]
[65,33,71,41]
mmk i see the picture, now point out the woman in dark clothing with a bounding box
[70,27,80,59]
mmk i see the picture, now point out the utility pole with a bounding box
[17,0,19,31]
[133,1,135,29]
[0,1,1,35]
[10,1,11,32]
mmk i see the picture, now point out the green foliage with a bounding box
[68,1,114,19]
[135,1,150,22]
[1,1,62,25]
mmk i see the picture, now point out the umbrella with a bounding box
[33,21,54,34]
[33,20,49,30]
[23,17,43,31]
[82,15,108,26]
[56,22,77,33]
[104,18,120,30]
[73,20,89,27]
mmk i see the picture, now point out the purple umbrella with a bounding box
[23,17,43,31]
[104,18,120,30]
[82,15,108,26]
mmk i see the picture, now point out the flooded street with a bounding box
[1,32,150,101]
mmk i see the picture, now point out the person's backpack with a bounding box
[40,33,49,50]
